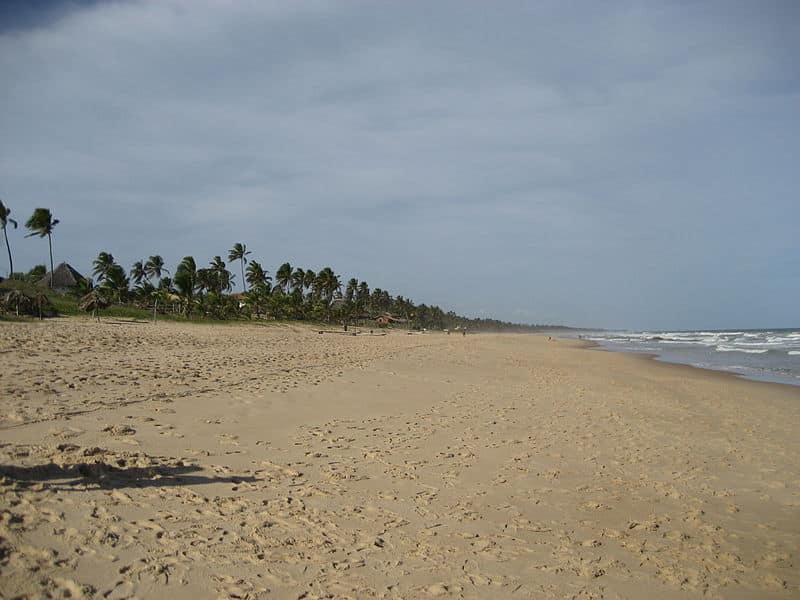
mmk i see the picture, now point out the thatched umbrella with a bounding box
[3,289,31,316]
[30,290,51,320]
[80,289,110,321]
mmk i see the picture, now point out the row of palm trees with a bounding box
[83,248,550,332]
[87,249,378,323]
[1,201,555,332]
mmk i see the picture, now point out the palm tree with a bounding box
[174,256,197,315]
[275,262,292,293]
[101,264,129,303]
[0,199,18,277]
[24,208,59,288]
[357,281,370,312]
[313,267,341,322]
[345,278,358,303]
[245,260,270,291]
[210,256,234,293]
[144,255,168,283]
[195,267,215,294]
[228,243,251,292]
[177,256,197,282]
[316,267,341,304]
[130,260,147,285]
[291,267,306,294]
[92,252,116,284]
[304,269,316,297]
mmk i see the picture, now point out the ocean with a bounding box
[574,329,800,387]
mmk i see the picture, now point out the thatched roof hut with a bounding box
[39,263,88,290]
[375,313,407,325]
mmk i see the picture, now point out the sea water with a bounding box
[576,329,800,387]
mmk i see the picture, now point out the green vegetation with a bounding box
[0,203,566,332]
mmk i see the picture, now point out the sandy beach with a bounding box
[1,319,798,599]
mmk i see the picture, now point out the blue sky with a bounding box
[1,0,798,329]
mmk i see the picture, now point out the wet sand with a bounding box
[1,319,798,599]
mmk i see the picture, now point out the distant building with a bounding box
[39,263,89,291]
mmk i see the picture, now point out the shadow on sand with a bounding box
[0,461,257,490]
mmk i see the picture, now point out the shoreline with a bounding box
[1,319,798,598]
[570,335,800,390]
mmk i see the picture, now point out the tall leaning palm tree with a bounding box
[1,199,18,277]
[25,208,59,288]
[228,243,251,292]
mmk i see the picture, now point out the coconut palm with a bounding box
[0,199,18,277]
[130,260,147,285]
[101,264,129,303]
[316,267,341,304]
[275,262,292,293]
[345,278,358,303]
[245,260,270,291]
[304,269,316,296]
[210,256,234,293]
[174,256,197,315]
[144,255,168,283]
[228,243,251,292]
[291,267,306,294]
[312,267,341,322]
[92,252,116,284]
[195,268,214,294]
[24,208,59,288]
[177,256,197,281]
[357,281,370,311]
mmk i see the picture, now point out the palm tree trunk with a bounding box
[153,297,158,323]
[47,233,54,288]
[241,261,247,293]
[3,227,12,276]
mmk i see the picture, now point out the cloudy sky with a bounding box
[1,0,798,329]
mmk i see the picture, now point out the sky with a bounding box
[1,0,798,330]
